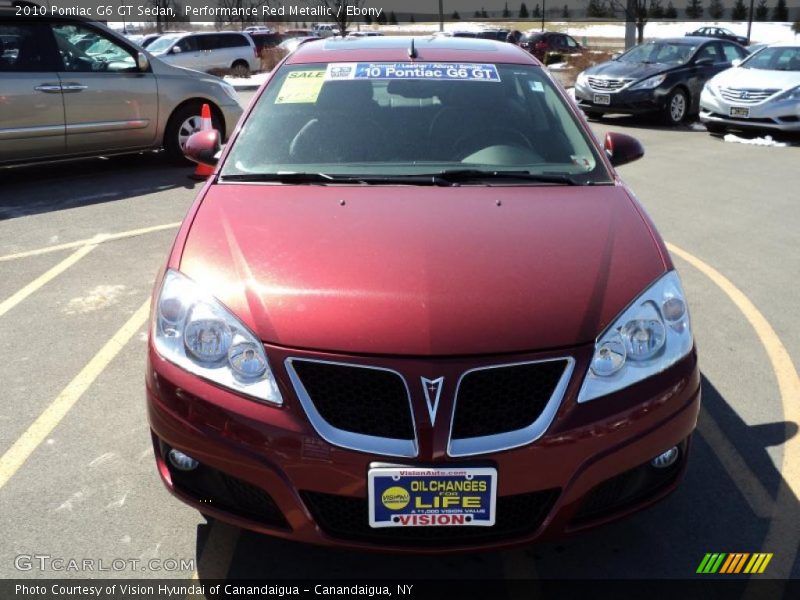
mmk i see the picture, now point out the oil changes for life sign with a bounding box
[368,466,497,528]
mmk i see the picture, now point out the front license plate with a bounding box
[368,466,497,528]
[730,106,750,118]
[593,94,611,105]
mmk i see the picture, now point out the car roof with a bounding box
[286,35,536,65]
[661,37,710,44]
[764,41,800,48]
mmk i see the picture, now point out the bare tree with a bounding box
[320,1,365,36]
[152,0,183,33]
[607,0,648,44]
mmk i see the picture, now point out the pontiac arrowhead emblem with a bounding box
[421,377,444,424]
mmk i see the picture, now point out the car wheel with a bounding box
[663,88,688,125]
[705,122,727,136]
[583,110,604,121]
[163,102,223,165]
[231,60,250,77]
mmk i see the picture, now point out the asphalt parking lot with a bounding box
[0,89,798,583]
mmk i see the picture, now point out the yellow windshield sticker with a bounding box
[275,70,325,104]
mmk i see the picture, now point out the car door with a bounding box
[0,20,65,164]
[48,22,158,154]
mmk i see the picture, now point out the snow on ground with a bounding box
[224,71,271,90]
[385,21,798,45]
[723,133,792,147]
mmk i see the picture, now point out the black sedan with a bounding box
[574,37,748,125]
[686,26,749,46]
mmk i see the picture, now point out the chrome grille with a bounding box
[587,77,631,92]
[719,87,780,104]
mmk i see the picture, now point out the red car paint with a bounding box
[147,38,700,551]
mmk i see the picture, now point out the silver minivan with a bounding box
[0,11,243,166]
[146,31,258,75]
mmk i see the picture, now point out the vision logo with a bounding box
[696,553,773,574]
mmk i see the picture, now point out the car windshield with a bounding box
[222,63,610,185]
[619,42,696,65]
[147,35,178,53]
[742,46,800,71]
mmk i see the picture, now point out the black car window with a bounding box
[51,23,137,73]
[0,21,53,72]
[720,43,746,62]
[695,43,720,63]
[222,34,248,48]
[565,36,579,48]
[176,35,199,52]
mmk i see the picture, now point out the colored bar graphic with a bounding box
[700,552,774,575]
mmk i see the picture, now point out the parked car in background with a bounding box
[519,31,584,63]
[245,26,272,33]
[686,27,749,46]
[575,37,748,124]
[277,36,317,54]
[147,31,258,74]
[346,31,385,38]
[700,43,800,134]
[477,29,511,41]
[284,29,315,38]
[0,11,242,166]
[312,23,339,38]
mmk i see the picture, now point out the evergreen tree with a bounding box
[731,0,747,19]
[376,11,387,25]
[474,10,481,17]
[562,4,570,17]
[665,1,678,17]
[587,0,609,17]
[685,0,703,18]
[481,8,489,18]
[503,2,511,17]
[533,4,541,17]
[708,0,724,18]
[519,2,529,18]
[650,0,665,18]
[388,11,397,24]
[773,0,788,21]
[452,10,460,19]
[364,14,372,25]
[409,14,415,23]
[754,0,768,20]
[793,19,800,33]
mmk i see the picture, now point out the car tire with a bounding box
[163,102,223,165]
[663,88,688,126]
[583,110,604,121]
[231,60,250,77]
[705,122,727,136]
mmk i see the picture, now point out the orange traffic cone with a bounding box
[190,103,215,180]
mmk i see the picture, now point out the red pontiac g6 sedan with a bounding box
[146,36,700,551]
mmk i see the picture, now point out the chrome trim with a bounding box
[587,76,633,93]
[285,358,418,458]
[65,120,150,134]
[447,357,575,458]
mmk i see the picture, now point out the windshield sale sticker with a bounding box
[275,70,326,104]
[325,63,501,82]
[368,467,497,528]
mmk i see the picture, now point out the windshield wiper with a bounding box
[427,169,580,186]
[220,172,339,183]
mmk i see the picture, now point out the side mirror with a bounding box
[604,132,644,167]
[731,58,742,67]
[694,57,715,66]
[183,129,221,167]
[171,45,182,54]
[136,52,149,71]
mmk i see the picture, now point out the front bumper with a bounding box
[147,343,700,552]
[699,89,800,132]
[575,84,669,115]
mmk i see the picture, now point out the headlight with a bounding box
[773,85,800,102]
[219,81,241,104]
[576,71,588,88]
[153,270,283,405]
[630,74,667,90]
[578,271,693,403]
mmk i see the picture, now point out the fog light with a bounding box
[168,449,199,471]
[651,446,679,469]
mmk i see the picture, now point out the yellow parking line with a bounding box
[697,407,774,518]
[0,240,99,319]
[667,242,800,580]
[187,521,240,593]
[0,222,181,263]
[0,299,150,491]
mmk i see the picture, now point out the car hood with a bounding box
[178,185,666,356]
[586,60,673,81]
[709,67,800,91]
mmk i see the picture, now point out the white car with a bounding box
[147,31,258,74]
[700,42,800,134]
[312,24,340,38]
[244,26,271,33]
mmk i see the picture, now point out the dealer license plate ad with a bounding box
[368,466,497,528]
